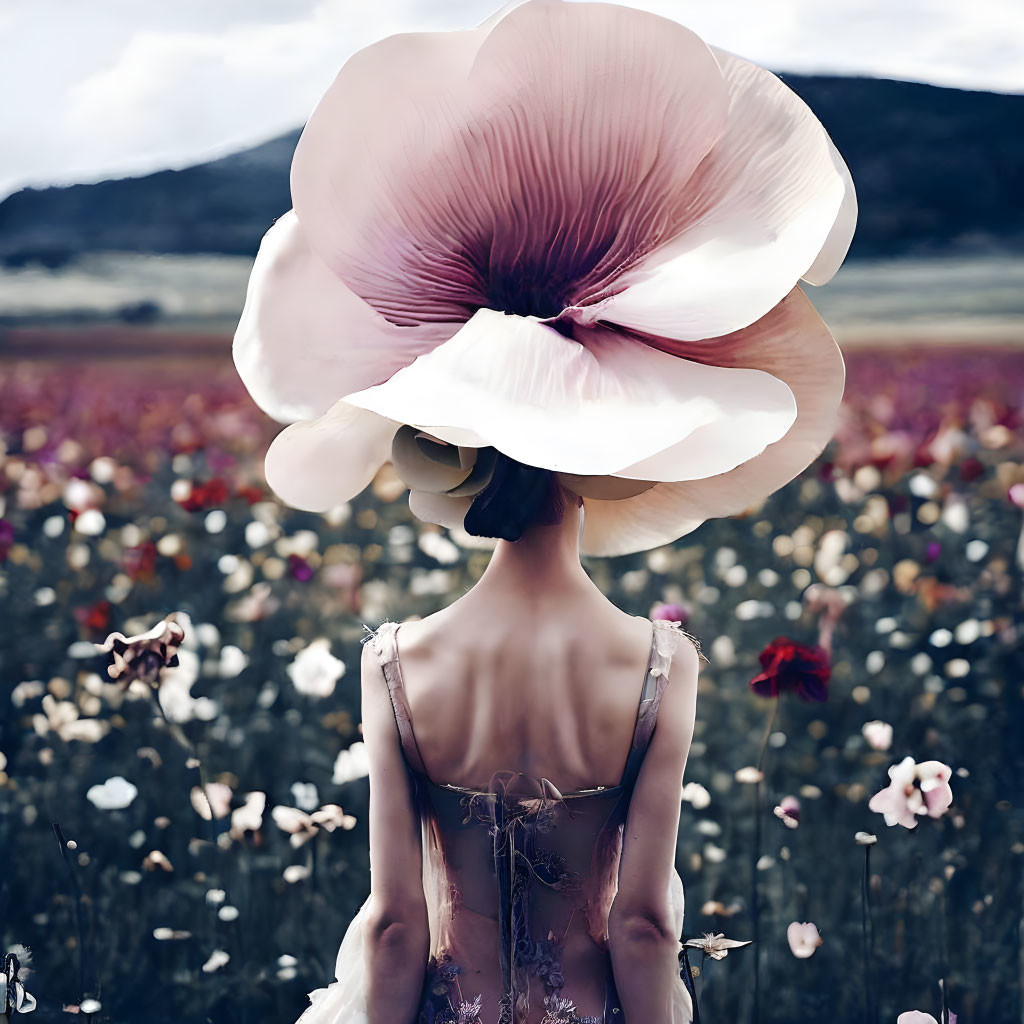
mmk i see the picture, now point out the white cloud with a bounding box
[1,0,1022,199]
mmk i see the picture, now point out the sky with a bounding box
[2,0,1023,200]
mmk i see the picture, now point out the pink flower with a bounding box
[234,0,854,557]
[651,602,690,626]
[868,756,953,829]
[773,795,801,829]
[787,921,823,959]
[898,1013,957,1024]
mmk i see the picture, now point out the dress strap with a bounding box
[363,621,428,776]
[618,619,689,791]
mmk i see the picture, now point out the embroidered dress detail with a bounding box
[300,618,694,1024]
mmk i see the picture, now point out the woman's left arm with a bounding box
[361,639,430,1023]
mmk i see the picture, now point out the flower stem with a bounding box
[861,842,874,1024]
[51,822,87,1000]
[752,699,779,1024]
[151,687,217,844]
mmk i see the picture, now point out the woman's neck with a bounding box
[472,498,597,601]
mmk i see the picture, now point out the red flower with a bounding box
[75,599,112,633]
[750,637,830,702]
[236,484,264,505]
[176,477,230,512]
[123,540,158,581]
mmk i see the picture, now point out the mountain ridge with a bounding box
[1,74,1021,266]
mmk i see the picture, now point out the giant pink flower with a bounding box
[234,0,854,556]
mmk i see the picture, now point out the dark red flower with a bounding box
[958,457,985,483]
[123,540,158,581]
[75,599,112,633]
[0,518,14,562]
[750,637,830,702]
[236,484,264,505]
[176,477,230,512]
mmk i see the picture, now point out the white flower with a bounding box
[290,781,320,812]
[734,766,764,784]
[787,921,823,958]
[682,932,753,960]
[190,783,233,821]
[286,639,345,697]
[681,782,711,809]
[86,776,138,810]
[230,792,266,840]
[333,741,370,785]
[861,720,893,751]
[202,950,230,974]
[2,950,37,1015]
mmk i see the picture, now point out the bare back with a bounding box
[392,600,673,792]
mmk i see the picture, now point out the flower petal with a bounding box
[264,401,397,511]
[290,0,728,326]
[233,210,455,423]
[801,135,858,285]
[590,47,851,341]
[342,308,796,479]
[578,288,845,556]
[408,489,474,532]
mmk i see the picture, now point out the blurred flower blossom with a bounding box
[854,832,877,846]
[898,1013,956,1024]
[773,795,800,828]
[332,741,370,785]
[0,519,14,562]
[272,803,356,847]
[749,637,830,702]
[868,756,953,829]
[734,766,764,784]
[683,932,752,960]
[682,781,711,809]
[96,615,185,688]
[861,720,894,751]
[291,782,320,812]
[651,602,690,626]
[787,921,823,958]
[190,783,233,821]
[86,776,138,810]
[230,792,266,841]
[202,950,230,974]
[287,638,345,697]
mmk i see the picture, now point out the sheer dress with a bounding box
[298,618,695,1024]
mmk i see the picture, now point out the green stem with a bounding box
[151,687,217,844]
[752,699,780,1024]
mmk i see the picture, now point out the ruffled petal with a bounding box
[578,288,845,556]
[408,489,474,532]
[341,308,796,479]
[290,0,728,326]
[801,136,858,285]
[588,47,851,341]
[263,401,397,511]
[232,210,456,424]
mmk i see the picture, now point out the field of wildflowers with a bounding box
[1,344,1022,1023]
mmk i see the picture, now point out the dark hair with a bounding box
[463,450,572,542]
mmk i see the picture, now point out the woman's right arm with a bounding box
[361,640,431,1023]
[607,638,699,1020]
